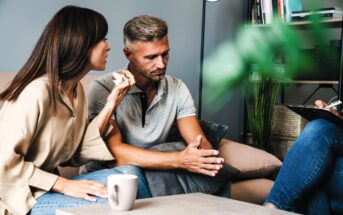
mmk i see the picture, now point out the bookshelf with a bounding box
[246,13,343,108]
[242,1,343,145]
[285,18,343,108]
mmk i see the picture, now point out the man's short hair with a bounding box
[123,15,168,44]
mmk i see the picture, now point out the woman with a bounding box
[265,100,343,214]
[0,6,149,215]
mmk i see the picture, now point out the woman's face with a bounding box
[88,38,111,71]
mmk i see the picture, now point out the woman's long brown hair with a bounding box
[0,5,108,112]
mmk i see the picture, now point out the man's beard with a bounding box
[129,62,166,82]
[140,69,166,82]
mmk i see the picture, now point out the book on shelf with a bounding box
[277,0,284,21]
[252,0,272,24]
[291,7,343,22]
[286,0,302,21]
[263,0,273,24]
[250,0,302,24]
[280,0,302,22]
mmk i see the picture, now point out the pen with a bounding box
[327,100,342,108]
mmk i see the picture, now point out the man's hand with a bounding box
[315,100,342,119]
[52,177,107,202]
[178,135,224,177]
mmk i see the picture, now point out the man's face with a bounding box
[126,36,170,82]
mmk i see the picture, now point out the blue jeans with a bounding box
[265,119,343,214]
[30,165,152,215]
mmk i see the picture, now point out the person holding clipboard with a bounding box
[264,100,343,215]
[287,100,343,129]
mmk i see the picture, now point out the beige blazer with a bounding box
[0,77,114,214]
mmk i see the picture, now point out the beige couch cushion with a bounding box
[231,178,274,205]
[219,139,282,179]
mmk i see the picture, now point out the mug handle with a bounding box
[110,184,119,206]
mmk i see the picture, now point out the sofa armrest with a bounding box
[218,139,282,179]
[231,178,274,205]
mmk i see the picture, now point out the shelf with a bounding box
[248,80,339,84]
[250,18,343,29]
[290,18,343,29]
[283,80,339,84]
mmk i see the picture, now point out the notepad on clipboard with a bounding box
[286,105,343,129]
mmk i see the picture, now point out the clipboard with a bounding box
[286,105,343,129]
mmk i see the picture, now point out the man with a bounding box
[83,15,226,198]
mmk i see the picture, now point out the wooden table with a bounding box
[56,193,299,215]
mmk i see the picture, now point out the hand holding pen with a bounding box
[315,100,342,120]
[327,100,342,109]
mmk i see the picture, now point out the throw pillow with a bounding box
[166,120,229,149]
[219,139,282,179]
[146,141,240,197]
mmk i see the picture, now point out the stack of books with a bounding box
[291,7,343,22]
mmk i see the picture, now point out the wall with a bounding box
[0,0,203,106]
[201,0,247,141]
[0,0,247,141]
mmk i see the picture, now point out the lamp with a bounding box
[198,0,221,119]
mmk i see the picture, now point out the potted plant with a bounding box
[243,64,284,152]
[203,17,330,152]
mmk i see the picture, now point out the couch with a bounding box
[0,72,282,205]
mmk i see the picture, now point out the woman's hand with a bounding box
[106,70,135,108]
[315,100,343,120]
[97,70,135,136]
[52,177,107,202]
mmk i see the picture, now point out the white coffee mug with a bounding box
[107,174,138,211]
